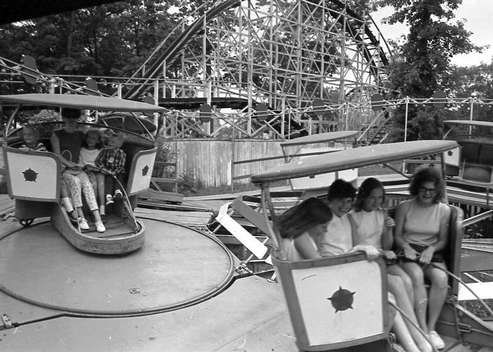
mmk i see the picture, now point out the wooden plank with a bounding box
[231,198,271,235]
[138,189,184,204]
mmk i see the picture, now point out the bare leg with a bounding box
[425,262,448,331]
[388,274,432,352]
[96,173,105,207]
[401,262,428,333]
[388,293,421,352]
[388,264,414,304]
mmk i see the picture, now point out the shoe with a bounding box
[428,331,445,350]
[105,194,114,205]
[114,189,123,200]
[78,217,90,230]
[95,221,106,233]
[99,205,105,217]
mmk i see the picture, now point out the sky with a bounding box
[371,0,493,67]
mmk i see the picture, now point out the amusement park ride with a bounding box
[1,1,493,352]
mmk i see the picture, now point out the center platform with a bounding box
[0,218,235,315]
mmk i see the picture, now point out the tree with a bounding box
[378,0,479,140]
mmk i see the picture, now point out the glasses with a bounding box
[418,187,437,194]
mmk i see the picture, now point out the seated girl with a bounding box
[319,179,426,352]
[350,177,432,352]
[394,167,451,350]
[50,108,105,233]
[278,197,332,260]
[78,129,106,215]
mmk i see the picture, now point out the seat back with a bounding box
[126,147,157,196]
[4,147,61,202]
[443,205,463,295]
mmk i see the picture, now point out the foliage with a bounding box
[378,0,479,140]
[177,172,202,195]
[0,1,191,77]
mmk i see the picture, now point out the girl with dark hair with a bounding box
[350,178,432,352]
[395,166,451,350]
[278,197,332,260]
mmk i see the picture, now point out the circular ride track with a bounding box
[123,0,390,137]
[0,218,235,316]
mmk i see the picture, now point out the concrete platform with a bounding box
[0,218,234,315]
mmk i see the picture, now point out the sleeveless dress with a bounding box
[350,209,385,249]
[401,199,450,262]
[284,233,319,261]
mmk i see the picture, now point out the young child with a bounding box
[78,129,105,215]
[94,131,126,210]
[350,177,432,352]
[19,125,47,152]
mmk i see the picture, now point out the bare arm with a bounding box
[394,201,418,260]
[294,233,321,259]
[381,210,394,250]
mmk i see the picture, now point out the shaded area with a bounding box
[0,1,126,25]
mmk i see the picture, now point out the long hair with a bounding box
[354,177,385,211]
[278,197,332,239]
[409,166,445,203]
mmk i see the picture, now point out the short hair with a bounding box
[409,166,445,203]
[278,197,332,239]
[327,179,356,201]
[354,177,385,211]
[61,108,81,120]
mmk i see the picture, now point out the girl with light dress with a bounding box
[279,181,425,352]
[350,177,432,352]
[394,167,451,350]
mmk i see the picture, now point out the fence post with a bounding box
[231,123,235,192]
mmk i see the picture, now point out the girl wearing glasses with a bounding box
[394,167,451,350]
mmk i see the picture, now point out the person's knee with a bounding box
[429,269,448,289]
[388,275,406,295]
[403,264,424,284]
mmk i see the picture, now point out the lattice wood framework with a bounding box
[121,0,391,138]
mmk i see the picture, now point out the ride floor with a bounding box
[0,214,299,351]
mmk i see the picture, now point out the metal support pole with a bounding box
[404,97,409,142]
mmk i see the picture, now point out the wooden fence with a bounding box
[172,139,285,188]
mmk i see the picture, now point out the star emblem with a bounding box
[142,165,149,176]
[327,286,355,313]
[22,168,38,182]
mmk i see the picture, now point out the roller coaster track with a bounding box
[124,0,391,101]
[124,0,241,99]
